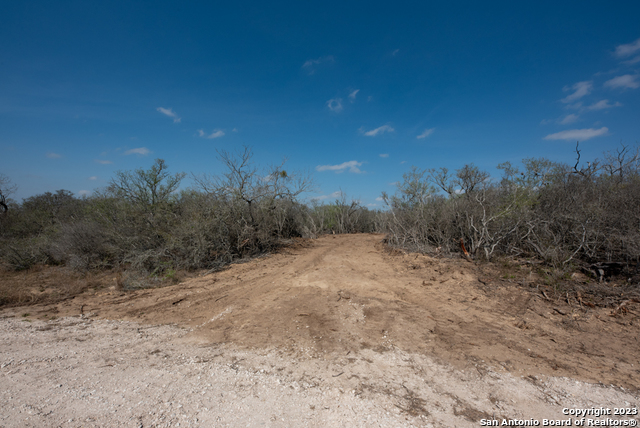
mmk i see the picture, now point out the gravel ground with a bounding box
[1,315,638,428]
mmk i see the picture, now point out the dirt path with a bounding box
[1,234,638,427]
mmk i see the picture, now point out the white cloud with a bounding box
[197,129,225,139]
[88,176,98,181]
[622,56,640,65]
[363,125,394,137]
[367,96,373,102]
[95,159,112,164]
[544,127,608,141]
[586,99,622,111]
[367,203,378,207]
[559,114,579,125]
[125,147,150,155]
[348,89,359,102]
[301,56,334,75]
[392,49,400,56]
[316,160,364,174]
[375,197,384,201]
[379,154,389,158]
[77,190,91,197]
[614,38,640,58]
[326,98,343,113]
[232,128,238,132]
[604,74,639,90]
[46,152,61,159]
[561,81,593,103]
[566,100,622,113]
[417,128,435,139]
[312,190,343,201]
[157,107,181,123]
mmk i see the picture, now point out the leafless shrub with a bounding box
[1,238,52,271]
[49,221,114,270]
[381,144,640,273]
[193,146,315,257]
[305,193,379,235]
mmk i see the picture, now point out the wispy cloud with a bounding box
[544,127,608,141]
[392,49,400,56]
[88,176,98,181]
[375,197,384,201]
[197,129,225,139]
[417,128,435,139]
[95,159,113,165]
[604,74,639,90]
[585,99,622,111]
[614,38,640,58]
[46,152,61,159]
[316,160,364,174]
[326,98,343,113]
[362,125,394,137]
[157,107,181,123]
[125,147,150,155]
[566,99,622,112]
[77,190,91,197]
[348,89,359,102]
[559,114,579,125]
[301,56,334,75]
[311,191,343,201]
[379,154,389,158]
[561,81,593,103]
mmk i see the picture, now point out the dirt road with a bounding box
[1,234,638,427]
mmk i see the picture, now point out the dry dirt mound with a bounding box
[1,233,639,427]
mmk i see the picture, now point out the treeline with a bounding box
[2,144,639,285]
[0,148,377,286]
[381,144,640,271]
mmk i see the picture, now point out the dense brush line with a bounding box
[380,144,640,272]
[0,150,378,284]
[1,145,639,283]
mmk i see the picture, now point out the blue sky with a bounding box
[2,1,639,207]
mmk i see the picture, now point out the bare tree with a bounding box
[0,174,17,213]
[194,146,314,225]
[108,159,186,211]
[454,164,490,196]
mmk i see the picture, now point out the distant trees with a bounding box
[2,143,638,289]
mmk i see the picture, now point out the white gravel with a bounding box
[1,315,637,427]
